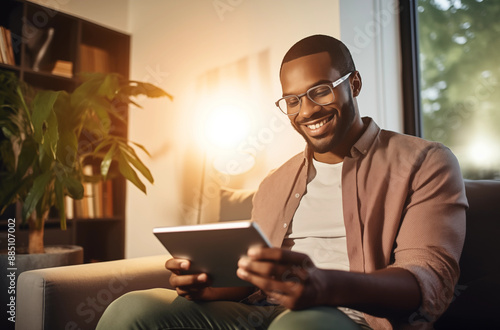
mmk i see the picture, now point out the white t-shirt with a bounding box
[283,158,349,271]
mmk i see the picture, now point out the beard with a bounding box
[294,98,358,155]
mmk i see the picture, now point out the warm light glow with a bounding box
[204,104,250,149]
[213,151,255,175]
[194,86,257,174]
[467,137,498,167]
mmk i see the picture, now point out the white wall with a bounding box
[28,0,130,33]
[339,0,403,132]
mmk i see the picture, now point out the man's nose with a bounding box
[298,96,321,118]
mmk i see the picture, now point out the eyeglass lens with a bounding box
[278,84,334,115]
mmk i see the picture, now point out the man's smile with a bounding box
[301,115,335,137]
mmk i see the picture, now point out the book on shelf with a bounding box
[84,165,95,218]
[0,26,16,65]
[65,195,74,219]
[74,165,93,218]
[0,26,8,64]
[51,59,73,78]
[73,165,114,219]
[80,44,111,73]
[103,179,114,217]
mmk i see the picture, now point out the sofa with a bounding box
[15,181,500,330]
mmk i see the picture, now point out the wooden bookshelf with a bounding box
[0,0,130,263]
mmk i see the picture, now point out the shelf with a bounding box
[0,62,20,72]
[0,0,130,262]
[18,220,74,231]
[72,217,123,223]
[23,69,77,91]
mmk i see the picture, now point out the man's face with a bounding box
[280,52,360,161]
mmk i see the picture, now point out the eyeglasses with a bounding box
[275,72,352,116]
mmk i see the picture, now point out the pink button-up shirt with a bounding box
[251,117,468,329]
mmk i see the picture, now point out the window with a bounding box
[400,0,500,179]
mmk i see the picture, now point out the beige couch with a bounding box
[15,181,500,329]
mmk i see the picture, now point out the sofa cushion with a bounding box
[219,187,255,222]
[435,179,500,329]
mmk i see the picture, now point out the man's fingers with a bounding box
[176,283,205,296]
[238,257,281,275]
[239,255,310,283]
[237,267,302,297]
[248,247,313,268]
[169,273,209,288]
[165,258,190,274]
[237,267,281,292]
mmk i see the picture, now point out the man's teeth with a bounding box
[307,118,329,130]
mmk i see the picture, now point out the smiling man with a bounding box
[97,35,467,330]
[279,51,364,163]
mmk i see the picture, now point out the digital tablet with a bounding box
[153,220,272,287]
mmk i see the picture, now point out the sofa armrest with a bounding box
[16,254,172,330]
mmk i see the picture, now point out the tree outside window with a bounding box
[417,0,500,179]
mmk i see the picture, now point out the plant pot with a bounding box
[1,245,83,329]
[12,245,84,270]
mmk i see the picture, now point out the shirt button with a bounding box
[295,193,300,198]
[283,223,287,228]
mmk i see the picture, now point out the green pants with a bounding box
[96,288,365,330]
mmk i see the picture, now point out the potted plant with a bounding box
[0,70,171,254]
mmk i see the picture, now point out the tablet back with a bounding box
[153,221,271,287]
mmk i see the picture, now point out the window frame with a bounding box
[399,0,422,137]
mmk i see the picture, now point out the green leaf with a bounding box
[100,143,116,178]
[16,138,37,179]
[32,91,61,144]
[71,78,100,111]
[87,96,112,132]
[22,170,52,220]
[64,176,84,200]
[53,91,77,127]
[131,141,151,157]
[98,74,120,99]
[78,71,107,82]
[119,145,154,184]
[118,153,146,194]
[0,176,30,214]
[0,72,30,121]
[106,103,128,124]
[93,139,113,154]
[0,137,17,173]
[41,109,58,159]
[120,81,173,100]
[39,145,54,173]
[56,128,78,169]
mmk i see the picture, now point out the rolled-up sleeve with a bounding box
[388,145,467,324]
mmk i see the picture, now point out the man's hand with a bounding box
[236,247,330,310]
[166,258,217,301]
[166,258,257,302]
[238,246,422,318]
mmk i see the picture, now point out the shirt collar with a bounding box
[349,117,380,158]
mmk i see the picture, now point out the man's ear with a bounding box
[351,71,362,97]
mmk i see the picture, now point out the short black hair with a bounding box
[280,34,356,77]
